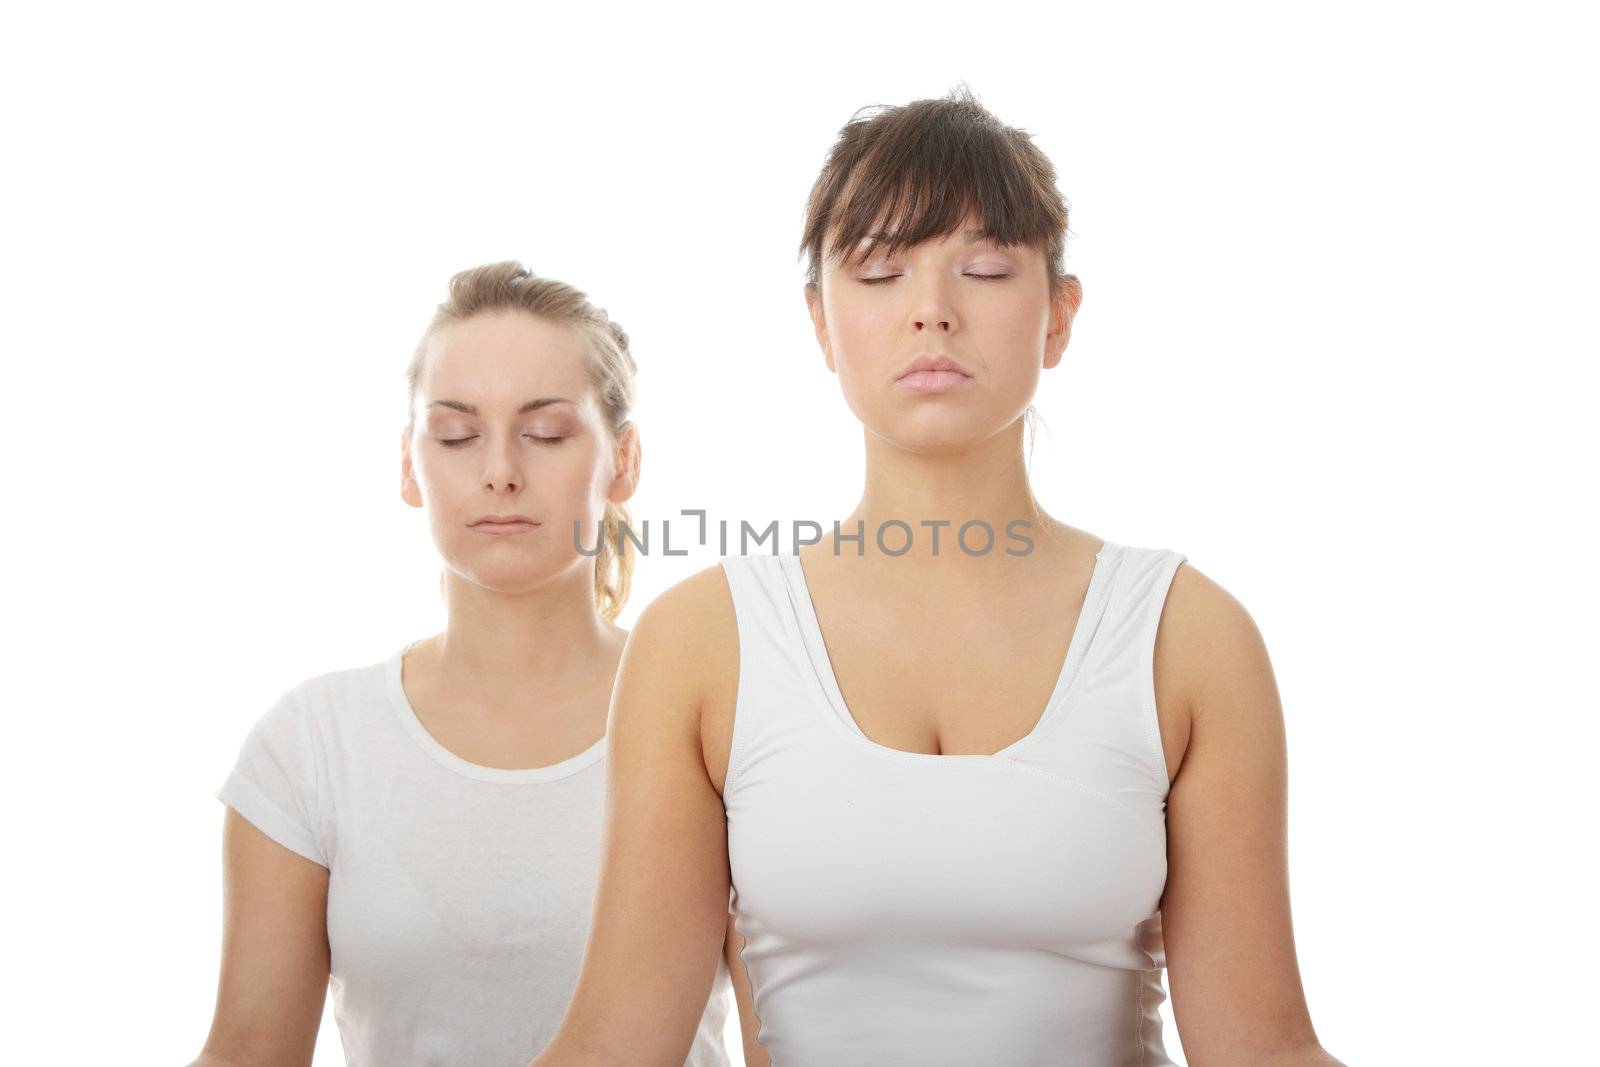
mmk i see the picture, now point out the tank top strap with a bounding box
[718,554,834,798]
[1007,542,1188,816]
[1086,542,1188,677]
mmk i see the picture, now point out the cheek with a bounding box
[825,285,889,348]
[546,442,614,512]
[829,315,899,403]
[977,300,1047,379]
[409,446,458,499]
[418,445,494,502]
[834,298,897,351]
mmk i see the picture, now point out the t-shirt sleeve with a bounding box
[215,685,329,868]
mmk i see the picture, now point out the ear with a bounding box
[804,282,837,374]
[607,421,641,506]
[1042,275,1084,371]
[400,426,423,508]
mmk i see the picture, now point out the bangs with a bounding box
[800,88,1069,280]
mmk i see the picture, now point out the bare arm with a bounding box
[723,912,770,1067]
[186,807,330,1067]
[1159,566,1346,1067]
[531,569,738,1066]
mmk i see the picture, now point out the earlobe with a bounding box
[1043,283,1079,370]
[805,284,837,373]
[609,469,638,506]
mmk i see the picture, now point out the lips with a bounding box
[472,515,538,525]
[895,354,974,395]
[470,516,541,534]
[896,353,972,379]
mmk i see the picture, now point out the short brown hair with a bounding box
[798,83,1076,299]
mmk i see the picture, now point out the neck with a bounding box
[838,418,1060,565]
[423,561,623,704]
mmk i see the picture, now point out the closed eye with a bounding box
[437,435,566,446]
[857,273,1011,285]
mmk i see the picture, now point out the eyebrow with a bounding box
[428,398,575,415]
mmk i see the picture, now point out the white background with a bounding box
[5,2,1595,1064]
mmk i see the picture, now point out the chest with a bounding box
[406,703,609,772]
[814,592,1084,757]
[727,753,1168,957]
[323,772,604,978]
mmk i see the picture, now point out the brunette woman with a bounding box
[533,89,1346,1067]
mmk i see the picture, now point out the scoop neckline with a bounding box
[777,540,1120,763]
[385,640,607,784]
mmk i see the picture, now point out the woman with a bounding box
[189,262,750,1066]
[532,89,1347,1066]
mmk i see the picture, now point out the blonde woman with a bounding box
[532,89,1347,1066]
[189,262,746,1066]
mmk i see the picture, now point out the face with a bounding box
[400,309,639,596]
[805,213,1079,453]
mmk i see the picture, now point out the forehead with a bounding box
[833,201,1016,262]
[851,225,1002,253]
[422,310,594,407]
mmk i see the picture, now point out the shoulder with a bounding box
[1157,556,1281,751]
[620,562,742,788]
[627,561,739,667]
[618,562,739,707]
[293,655,390,710]
[239,679,320,750]
[237,655,390,756]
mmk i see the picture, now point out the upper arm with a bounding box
[533,565,739,1067]
[1158,564,1329,1065]
[190,807,330,1067]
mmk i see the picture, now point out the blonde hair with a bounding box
[405,260,638,621]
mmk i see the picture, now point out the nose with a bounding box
[481,435,522,494]
[910,273,956,333]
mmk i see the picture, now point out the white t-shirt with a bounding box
[216,640,733,1067]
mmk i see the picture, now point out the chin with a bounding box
[871,410,1003,453]
[447,553,560,596]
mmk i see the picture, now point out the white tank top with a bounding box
[719,540,1185,1067]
